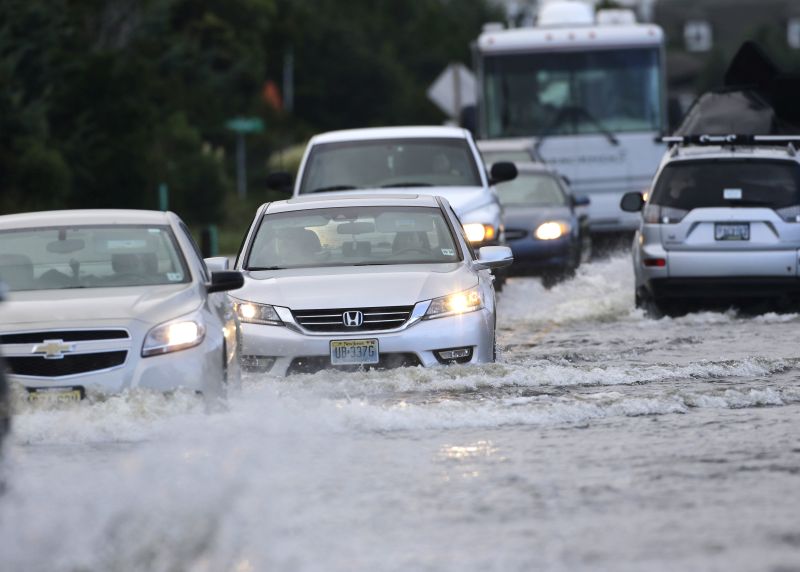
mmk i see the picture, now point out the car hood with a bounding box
[235,263,477,309]
[0,284,202,328]
[503,205,574,229]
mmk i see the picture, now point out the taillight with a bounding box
[643,204,689,224]
[643,258,666,268]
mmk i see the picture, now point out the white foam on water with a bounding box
[498,254,635,326]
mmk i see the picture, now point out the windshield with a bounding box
[246,206,461,270]
[482,48,662,138]
[0,225,189,292]
[651,160,800,210]
[298,138,482,193]
[496,172,568,207]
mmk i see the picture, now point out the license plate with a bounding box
[27,386,84,403]
[330,339,379,365]
[715,223,750,241]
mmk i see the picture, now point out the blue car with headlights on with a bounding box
[497,163,591,287]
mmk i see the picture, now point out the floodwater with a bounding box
[2,255,800,571]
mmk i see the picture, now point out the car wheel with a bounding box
[635,289,670,319]
[541,273,561,289]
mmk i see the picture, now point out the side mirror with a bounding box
[266,171,293,195]
[474,246,513,270]
[489,162,517,185]
[204,256,230,273]
[206,270,244,294]
[571,195,590,208]
[620,192,645,212]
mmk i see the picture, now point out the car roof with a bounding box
[266,193,441,213]
[0,209,173,230]
[310,126,471,145]
[476,139,534,151]
[514,161,561,175]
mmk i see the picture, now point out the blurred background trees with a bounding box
[0,0,501,226]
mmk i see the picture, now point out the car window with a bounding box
[446,206,477,260]
[0,225,190,292]
[652,160,800,210]
[246,206,461,270]
[496,172,568,206]
[178,221,208,281]
[298,138,482,193]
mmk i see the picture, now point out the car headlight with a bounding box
[425,285,483,319]
[534,221,570,240]
[233,300,283,326]
[463,223,496,243]
[142,317,206,357]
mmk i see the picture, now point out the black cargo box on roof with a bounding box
[674,42,800,136]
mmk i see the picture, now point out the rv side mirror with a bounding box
[489,162,517,185]
[620,192,645,212]
[266,171,293,195]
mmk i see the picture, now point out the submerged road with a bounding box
[2,254,800,571]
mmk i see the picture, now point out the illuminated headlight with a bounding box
[463,223,496,243]
[534,221,570,240]
[233,300,282,326]
[142,317,206,357]
[425,285,483,318]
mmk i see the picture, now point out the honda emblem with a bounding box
[342,311,364,327]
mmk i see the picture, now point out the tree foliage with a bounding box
[0,0,501,222]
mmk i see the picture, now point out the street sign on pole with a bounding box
[427,63,476,120]
[226,116,264,199]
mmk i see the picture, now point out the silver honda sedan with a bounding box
[215,194,513,375]
[0,210,244,402]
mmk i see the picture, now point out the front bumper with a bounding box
[506,237,572,275]
[2,319,225,397]
[239,308,495,376]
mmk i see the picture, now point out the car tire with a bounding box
[635,289,669,319]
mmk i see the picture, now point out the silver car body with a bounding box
[0,210,240,399]
[293,126,506,248]
[230,194,510,376]
[632,144,800,305]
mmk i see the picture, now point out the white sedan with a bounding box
[212,193,512,376]
[0,209,244,402]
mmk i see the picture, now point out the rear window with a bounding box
[651,159,800,210]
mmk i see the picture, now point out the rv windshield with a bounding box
[482,48,662,138]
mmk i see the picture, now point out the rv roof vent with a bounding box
[482,22,504,34]
[596,9,637,26]
[537,1,594,28]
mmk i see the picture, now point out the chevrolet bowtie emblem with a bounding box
[32,339,76,360]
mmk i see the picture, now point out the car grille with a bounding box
[504,228,529,241]
[1,329,131,378]
[292,306,415,332]
[287,353,422,375]
[0,330,129,344]
[7,351,128,377]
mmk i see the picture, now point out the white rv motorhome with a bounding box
[474,0,666,234]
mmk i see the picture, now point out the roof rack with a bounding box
[659,134,800,147]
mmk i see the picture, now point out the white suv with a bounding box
[621,135,800,316]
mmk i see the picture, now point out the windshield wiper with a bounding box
[309,185,359,193]
[246,266,285,271]
[380,182,434,188]
[534,105,619,157]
